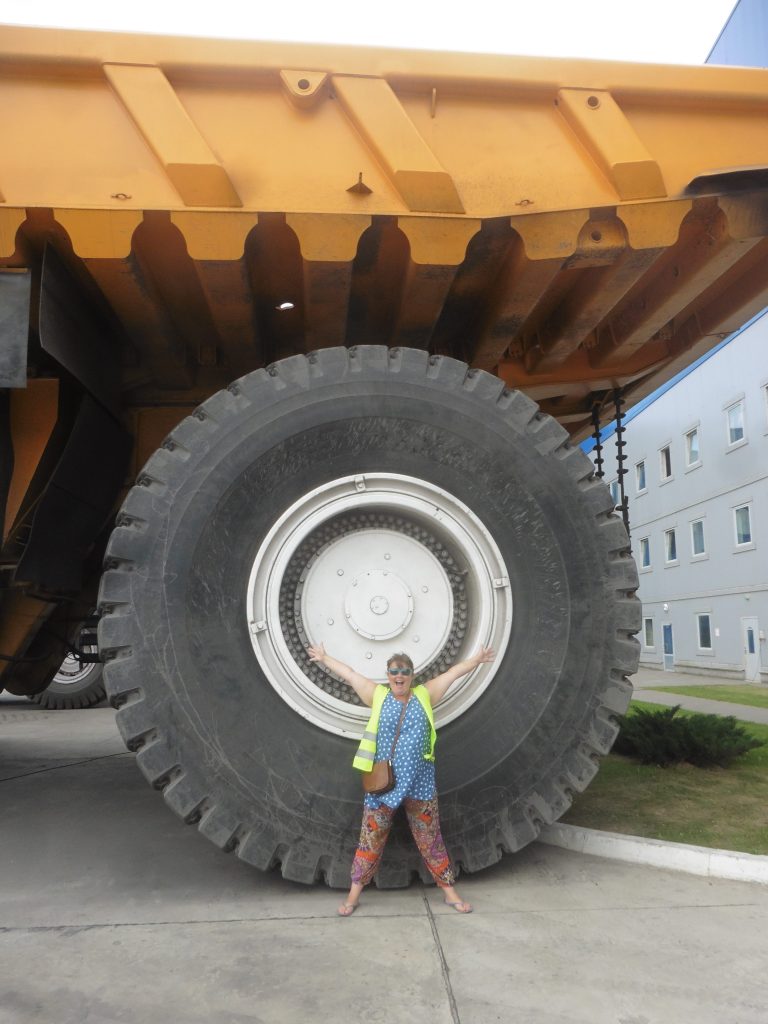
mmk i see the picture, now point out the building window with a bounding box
[609,479,620,506]
[635,461,647,493]
[659,445,672,481]
[691,519,706,557]
[643,618,655,649]
[726,400,745,446]
[685,427,700,468]
[639,537,650,569]
[734,505,752,547]
[664,528,677,563]
[697,613,713,651]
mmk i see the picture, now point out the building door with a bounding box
[741,617,760,682]
[662,623,674,671]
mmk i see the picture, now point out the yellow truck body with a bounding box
[2,28,768,433]
[2,26,767,881]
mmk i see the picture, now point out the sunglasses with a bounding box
[387,667,413,676]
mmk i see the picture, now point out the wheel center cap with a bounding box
[345,570,413,641]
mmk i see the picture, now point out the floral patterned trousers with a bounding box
[350,796,455,887]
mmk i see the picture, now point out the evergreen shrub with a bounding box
[613,705,763,768]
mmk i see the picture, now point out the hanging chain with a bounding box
[590,403,604,479]
[593,393,631,547]
[613,388,631,544]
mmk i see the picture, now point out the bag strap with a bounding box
[387,698,409,762]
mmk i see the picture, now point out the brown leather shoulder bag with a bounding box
[362,697,409,796]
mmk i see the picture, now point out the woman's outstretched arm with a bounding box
[423,647,495,705]
[307,643,378,708]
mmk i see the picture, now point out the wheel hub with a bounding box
[344,569,413,640]
[246,473,512,736]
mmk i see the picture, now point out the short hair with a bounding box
[386,652,414,671]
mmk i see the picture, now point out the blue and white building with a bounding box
[587,0,768,683]
[595,313,767,681]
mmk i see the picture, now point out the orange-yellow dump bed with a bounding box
[1,25,768,438]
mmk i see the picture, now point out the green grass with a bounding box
[562,712,768,855]
[648,684,768,710]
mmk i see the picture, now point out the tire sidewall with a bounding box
[120,364,622,863]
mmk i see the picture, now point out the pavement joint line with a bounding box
[421,891,461,1024]
[0,751,130,784]
[0,911,438,933]
[423,900,765,915]
[1,901,764,936]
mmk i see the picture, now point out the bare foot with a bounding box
[338,881,363,917]
[442,885,472,913]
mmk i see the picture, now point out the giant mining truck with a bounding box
[2,26,768,885]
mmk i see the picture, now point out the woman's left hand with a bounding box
[307,642,327,664]
[472,646,495,666]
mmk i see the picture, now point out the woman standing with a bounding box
[307,643,495,916]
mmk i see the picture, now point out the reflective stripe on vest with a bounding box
[352,684,436,772]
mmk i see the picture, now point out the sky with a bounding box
[2,0,738,65]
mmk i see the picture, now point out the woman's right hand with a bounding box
[306,644,376,707]
[307,642,327,664]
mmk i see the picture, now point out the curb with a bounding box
[537,822,768,885]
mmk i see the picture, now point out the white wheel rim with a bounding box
[246,473,512,737]
[53,633,99,687]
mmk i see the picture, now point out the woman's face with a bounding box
[387,662,412,698]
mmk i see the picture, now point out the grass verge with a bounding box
[562,705,768,855]
[648,684,768,710]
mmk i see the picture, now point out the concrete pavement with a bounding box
[632,665,768,724]
[633,666,762,688]
[2,702,768,1023]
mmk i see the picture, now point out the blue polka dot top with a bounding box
[364,691,436,810]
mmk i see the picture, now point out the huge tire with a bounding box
[30,618,106,710]
[98,347,639,887]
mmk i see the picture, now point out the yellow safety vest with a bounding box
[352,684,436,772]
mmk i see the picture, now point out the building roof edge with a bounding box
[581,305,768,454]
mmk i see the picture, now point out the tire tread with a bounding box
[98,345,640,885]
